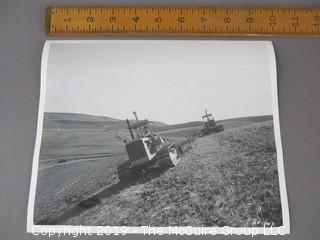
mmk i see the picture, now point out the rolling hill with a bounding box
[62,120,282,227]
[35,112,276,224]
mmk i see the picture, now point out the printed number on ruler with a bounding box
[46,7,320,36]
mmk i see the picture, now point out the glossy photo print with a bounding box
[27,40,289,235]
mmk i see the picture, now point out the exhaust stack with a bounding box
[133,111,144,136]
[126,119,134,140]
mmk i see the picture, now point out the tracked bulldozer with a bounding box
[117,112,183,182]
[199,109,224,136]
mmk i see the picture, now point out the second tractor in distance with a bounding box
[199,109,224,137]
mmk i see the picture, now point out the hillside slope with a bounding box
[43,112,167,130]
[157,115,272,132]
[63,120,282,227]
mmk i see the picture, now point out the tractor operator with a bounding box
[143,125,162,153]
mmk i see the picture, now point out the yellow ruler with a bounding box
[46,6,320,37]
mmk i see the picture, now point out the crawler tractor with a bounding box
[117,112,183,182]
[199,110,224,136]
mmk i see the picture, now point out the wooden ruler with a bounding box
[46,7,320,37]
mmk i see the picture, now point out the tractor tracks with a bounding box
[35,141,193,226]
[36,168,167,225]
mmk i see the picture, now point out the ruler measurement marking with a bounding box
[47,6,320,36]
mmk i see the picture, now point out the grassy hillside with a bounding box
[217,115,273,130]
[157,115,272,132]
[157,121,203,131]
[63,120,282,227]
[44,112,167,129]
[43,112,123,130]
[34,156,124,223]
[36,112,276,225]
[157,115,273,142]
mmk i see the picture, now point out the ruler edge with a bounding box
[45,6,320,37]
[45,7,52,35]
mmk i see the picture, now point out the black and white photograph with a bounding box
[27,40,289,234]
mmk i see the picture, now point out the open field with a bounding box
[35,154,125,223]
[35,113,129,223]
[34,112,277,225]
[63,120,281,227]
[157,115,272,142]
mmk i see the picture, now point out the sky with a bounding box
[45,41,275,124]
